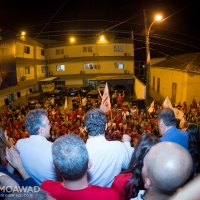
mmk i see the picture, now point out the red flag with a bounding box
[100,82,111,113]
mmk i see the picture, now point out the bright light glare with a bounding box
[100,36,105,42]
[70,37,75,42]
[155,15,162,21]
[21,32,26,36]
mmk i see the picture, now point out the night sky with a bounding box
[0,0,200,60]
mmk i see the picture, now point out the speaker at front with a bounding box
[17,92,21,98]
[4,99,9,106]
[137,99,146,109]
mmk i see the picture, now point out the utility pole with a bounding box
[143,9,150,106]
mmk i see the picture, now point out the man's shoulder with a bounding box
[88,185,120,199]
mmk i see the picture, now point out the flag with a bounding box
[148,100,154,113]
[172,107,184,120]
[162,96,183,120]
[162,96,172,108]
[64,97,68,113]
[100,82,111,113]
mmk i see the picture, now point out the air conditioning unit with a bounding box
[124,53,129,56]
[124,70,129,74]
[80,71,85,74]
[21,76,26,81]
[94,65,100,69]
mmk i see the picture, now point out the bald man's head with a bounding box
[142,142,192,194]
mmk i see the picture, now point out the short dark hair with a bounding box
[52,134,88,181]
[157,108,176,126]
[24,109,47,135]
[84,108,107,136]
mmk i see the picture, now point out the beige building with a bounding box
[150,52,200,105]
[1,34,147,109]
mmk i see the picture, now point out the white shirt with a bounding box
[86,135,130,187]
[82,98,87,106]
[123,141,134,158]
[16,135,57,185]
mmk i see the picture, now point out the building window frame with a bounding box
[25,67,30,74]
[24,46,30,54]
[153,76,155,90]
[56,64,65,71]
[41,49,45,56]
[56,49,64,55]
[41,66,46,73]
[157,78,160,93]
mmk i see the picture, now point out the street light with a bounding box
[143,9,162,105]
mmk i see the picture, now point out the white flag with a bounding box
[148,100,154,113]
[172,107,184,120]
[64,97,68,112]
[100,82,111,113]
[162,96,172,108]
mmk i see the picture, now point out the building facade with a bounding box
[150,52,200,105]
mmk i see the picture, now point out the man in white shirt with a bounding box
[82,97,87,112]
[16,109,57,185]
[85,109,131,187]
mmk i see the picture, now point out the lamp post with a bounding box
[143,9,162,105]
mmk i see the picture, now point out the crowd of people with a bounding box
[0,94,199,199]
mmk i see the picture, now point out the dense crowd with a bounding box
[0,92,199,199]
[1,95,200,146]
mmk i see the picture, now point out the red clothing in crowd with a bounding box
[41,181,120,200]
[111,173,132,200]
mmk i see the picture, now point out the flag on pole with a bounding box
[100,82,111,113]
[162,96,183,120]
[162,96,172,108]
[64,97,68,114]
[148,100,154,113]
[172,107,184,120]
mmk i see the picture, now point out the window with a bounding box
[114,46,123,52]
[56,49,64,55]
[25,67,30,74]
[84,63,94,69]
[157,78,160,93]
[56,65,65,71]
[114,62,124,69]
[24,46,30,54]
[153,76,155,90]
[41,49,45,56]
[83,46,93,53]
[41,66,46,73]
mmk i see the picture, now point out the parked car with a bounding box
[86,90,100,102]
[68,87,80,96]
[79,85,94,97]
[54,84,68,95]
[48,90,66,106]
[27,92,46,109]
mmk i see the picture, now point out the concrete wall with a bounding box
[186,73,200,104]
[150,67,189,104]
[48,60,133,76]
[134,78,145,99]
[46,43,134,59]
[16,42,34,58]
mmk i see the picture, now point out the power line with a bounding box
[35,0,69,38]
